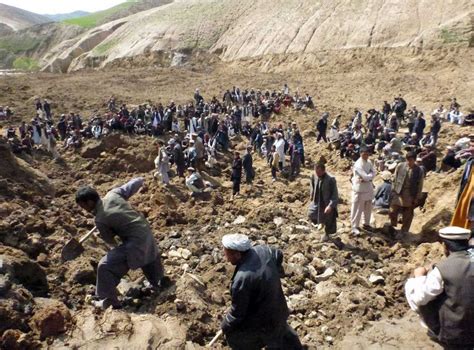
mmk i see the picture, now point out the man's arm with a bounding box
[95,221,118,245]
[221,276,251,333]
[404,267,444,312]
[328,177,338,209]
[112,177,144,200]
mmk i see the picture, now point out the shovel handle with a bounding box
[208,330,223,347]
[79,226,98,244]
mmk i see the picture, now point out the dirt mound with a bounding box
[53,308,187,349]
[0,137,55,199]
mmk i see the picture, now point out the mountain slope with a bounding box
[44,11,90,22]
[0,3,50,31]
[41,0,473,73]
[63,0,172,28]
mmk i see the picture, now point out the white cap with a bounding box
[439,226,471,241]
[222,234,251,252]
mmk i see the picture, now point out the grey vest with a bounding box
[420,251,474,346]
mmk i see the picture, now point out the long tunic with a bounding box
[94,177,158,269]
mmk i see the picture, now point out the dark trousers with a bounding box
[96,245,164,305]
[232,178,241,195]
[271,166,278,179]
[226,323,302,350]
[317,132,327,143]
[389,205,414,233]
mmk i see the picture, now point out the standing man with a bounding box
[389,152,424,236]
[231,152,243,200]
[170,139,186,178]
[405,226,474,349]
[220,234,302,350]
[414,112,426,139]
[350,146,376,235]
[154,141,170,185]
[274,133,286,169]
[242,146,255,188]
[308,162,339,242]
[430,113,441,148]
[317,112,329,143]
[75,177,167,309]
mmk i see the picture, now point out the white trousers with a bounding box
[351,192,373,229]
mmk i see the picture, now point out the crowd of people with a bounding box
[2,85,474,349]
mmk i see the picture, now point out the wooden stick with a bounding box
[208,330,223,347]
[78,226,97,244]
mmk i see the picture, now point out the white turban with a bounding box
[439,226,471,241]
[222,234,251,252]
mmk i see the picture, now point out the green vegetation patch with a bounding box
[92,38,119,55]
[63,0,137,28]
[0,35,41,54]
[12,57,40,71]
[440,28,468,44]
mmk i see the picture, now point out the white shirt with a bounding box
[405,267,444,312]
[275,138,285,157]
[351,158,375,194]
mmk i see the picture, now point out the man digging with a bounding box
[220,233,303,349]
[75,177,168,309]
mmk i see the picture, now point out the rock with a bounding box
[66,308,186,348]
[180,248,192,260]
[267,236,278,244]
[313,268,335,283]
[233,215,246,225]
[368,274,385,285]
[0,275,12,296]
[174,298,186,312]
[0,246,48,296]
[293,225,310,233]
[273,217,284,227]
[289,253,308,265]
[29,298,71,339]
[66,258,96,286]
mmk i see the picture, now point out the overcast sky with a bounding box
[0,0,126,14]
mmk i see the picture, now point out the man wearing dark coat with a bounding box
[75,177,166,309]
[221,234,302,350]
[308,162,339,242]
[231,151,243,199]
[242,146,254,186]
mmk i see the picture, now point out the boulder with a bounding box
[0,246,48,296]
[29,298,71,339]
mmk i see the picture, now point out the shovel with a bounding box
[208,330,223,347]
[61,226,97,261]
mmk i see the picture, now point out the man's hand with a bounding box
[414,266,428,277]
[324,206,332,214]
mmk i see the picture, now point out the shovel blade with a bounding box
[61,238,84,261]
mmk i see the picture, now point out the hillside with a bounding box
[41,0,473,73]
[62,0,172,28]
[43,11,90,22]
[0,3,50,31]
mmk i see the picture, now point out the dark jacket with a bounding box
[221,245,289,333]
[374,181,392,209]
[308,173,338,233]
[242,153,254,179]
[231,158,243,180]
[317,118,327,133]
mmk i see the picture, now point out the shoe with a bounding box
[363,224,374,231]
[352,228,361,236]
[158,276,172,289]
[92,298,121,310]
[320,233,330,242]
